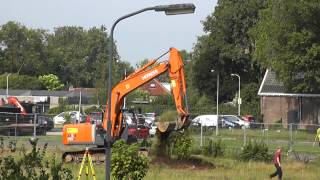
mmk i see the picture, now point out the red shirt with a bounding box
[273,150,281,165]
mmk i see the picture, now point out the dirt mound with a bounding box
[151,156,215,170]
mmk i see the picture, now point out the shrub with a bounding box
[111,140,149,180]
[159,110,178,122]
[164,130,193,160]
[173,132,193,160]
[239,140,272,162]
[0,138,73,179]
[203,139,224,158]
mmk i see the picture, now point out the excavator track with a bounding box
[62,147,106,163]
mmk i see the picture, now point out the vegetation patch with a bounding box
[239,140,272,162]
[151,155,215,170]
[0,138,73,179]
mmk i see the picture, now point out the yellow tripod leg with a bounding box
[77,151,88,180]
[88,153,96,180]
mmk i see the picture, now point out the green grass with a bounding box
[1,129,320,179]
[63,156,320,180]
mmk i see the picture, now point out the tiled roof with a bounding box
[258,69,320,97]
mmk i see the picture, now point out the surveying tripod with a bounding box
[77,147,96,180]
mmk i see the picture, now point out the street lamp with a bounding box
[106,4,195,180]
[211,69,219,136]
[231,73,241,116]
[6,73,11,98]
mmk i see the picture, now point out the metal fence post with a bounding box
[200,124,203,148]
[243,126,246,146]
[289,123,293,151]
[33,113,37,137]
[15,113,18,137]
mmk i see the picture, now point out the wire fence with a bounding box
[190,122,320,154]
[0,112,59,137]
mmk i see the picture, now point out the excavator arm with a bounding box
[62,47,189,146]
[103,47,189,140]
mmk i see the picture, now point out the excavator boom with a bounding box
[103,47,189,139]
[62,47,189,162]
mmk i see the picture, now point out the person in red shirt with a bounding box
[270,147,282,179]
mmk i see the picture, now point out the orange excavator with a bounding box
[62,47,190,161]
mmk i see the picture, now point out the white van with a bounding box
[191,115,219,127]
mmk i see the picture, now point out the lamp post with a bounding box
[231,73,241,116]
[6,73,11,98]
[106,4,195,180]
[211,70,219,136]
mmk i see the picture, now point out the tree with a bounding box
[192,0,265,102]
[0,21,48,76]
[38,74,64,91]
[0,73,42,90]
[250,0,320,93]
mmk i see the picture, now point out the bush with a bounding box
[159,110,178,122]
[173,132,193,160]
[203,139,224,158]
[239,140,272,162]
[0,138,73,179]
[111,140,149,180]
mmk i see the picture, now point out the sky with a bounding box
[0,0,218,66]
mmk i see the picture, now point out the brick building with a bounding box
[258,69,320,128]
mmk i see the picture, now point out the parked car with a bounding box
[86,112,103,125]
[242,115,255,122]
[136,114,147,125]
[221,116,241,128]
[149,122,157,137]
[191,115,221,127]
[145,112,156,124]
[127,124,150,140]
[221,115,250,128]
[53,111,81,125]
[37,115,54,131]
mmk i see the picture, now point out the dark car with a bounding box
[37,115,54,131]
[221,116,241,128]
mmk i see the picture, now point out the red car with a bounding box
[128,124,149,140]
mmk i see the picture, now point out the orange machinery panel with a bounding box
[62,123,96,145]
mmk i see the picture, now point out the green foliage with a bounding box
[84,105,101,114]
[203,139,224,158]
[0,139,73,179]
[111,140,149,180]
[239,140,272,162]
[172,132,193,160]
[0,73,42,90]
[250,0,320,93]
[38,74,64,91]
[159,110,178,122]
[0,21,132,89]
[192,0,265,101]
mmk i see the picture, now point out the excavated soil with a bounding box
[151,156,215,170]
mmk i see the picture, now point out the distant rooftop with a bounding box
[0,89,95,98]
[258,69,320,97]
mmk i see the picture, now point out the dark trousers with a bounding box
[270,164,282,179]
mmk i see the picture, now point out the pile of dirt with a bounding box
[151,156,215,170]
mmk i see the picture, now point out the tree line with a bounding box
[0,21,133,90]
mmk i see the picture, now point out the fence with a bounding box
[0,112,55,137]
[190,122,320,155]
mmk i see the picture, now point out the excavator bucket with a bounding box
[156,114,191,134]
